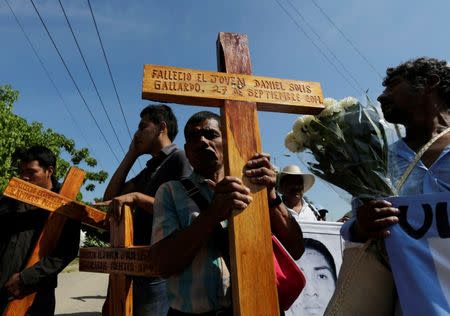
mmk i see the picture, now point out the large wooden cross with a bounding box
[144,32,323,315]
[2,167,107,316]
[79,32,324,316]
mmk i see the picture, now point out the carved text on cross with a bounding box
[4,176,107,229]
[142,32,324,316]
[142,65,323,113]
[80,32,324,316]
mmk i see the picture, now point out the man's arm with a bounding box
[244,153,304,260]
[96,192,155,221]
[150,177,251,277]
[6,219,80,298]
[150,210,218,277]
[268,192,304,260]
[103,130,153,200]
[99,149,192,220]
[103,150,140,200]
[101,136,146,220]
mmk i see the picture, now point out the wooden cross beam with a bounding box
[1,167,107,316]
[105,205,134,316]
[67,171,143,316]
[3,176,107,230]
[78,32,324,316]
[142,32,324,316]
[79,205,135,316]
[80,246,154,277]
[81,203,178,316]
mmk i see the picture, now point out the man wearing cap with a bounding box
[278,165,319,222]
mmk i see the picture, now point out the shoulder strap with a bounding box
[179,178,210,211]
[396,126,450,193]
[179,178,231,269]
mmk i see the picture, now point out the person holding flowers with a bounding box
[285,57,449,315]
[343,57,450,243]
[328,57,450,315]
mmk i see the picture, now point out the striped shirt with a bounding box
[151,172,231,313]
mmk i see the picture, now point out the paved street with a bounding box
[55,269,108,316]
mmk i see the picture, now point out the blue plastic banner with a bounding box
[385,192,450,315]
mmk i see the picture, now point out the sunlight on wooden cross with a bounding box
[141,32,324,316]
[106,206,134,316]
[79,32,324,316]
[79,204,136,316]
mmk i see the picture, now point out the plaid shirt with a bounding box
[151,172,231,313]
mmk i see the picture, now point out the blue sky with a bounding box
[1,0,448,220]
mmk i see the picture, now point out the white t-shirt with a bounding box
[286,199,318,222]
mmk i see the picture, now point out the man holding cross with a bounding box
[77,32,323,315]
[101,104,191,315]
[0,146,80,316]
[150,111,304,315]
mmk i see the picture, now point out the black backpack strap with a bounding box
[179,178,210,212]
[179,178,230,269]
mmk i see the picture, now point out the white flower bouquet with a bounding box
[285,97,396,198]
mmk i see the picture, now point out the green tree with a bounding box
[0,85,108,197]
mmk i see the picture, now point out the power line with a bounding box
[87,0,134,142]
[274,0,361,94]
[4,0,106,170]
[86,0,143,171]
[309,0,383,79]
[286,0,365,93]
[29,0,121,164]
[58,0,126,157]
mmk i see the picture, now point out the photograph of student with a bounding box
[287,238,337,316]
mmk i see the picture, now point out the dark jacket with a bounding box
[0,184,80,314]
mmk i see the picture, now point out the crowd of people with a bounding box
[0,56,448,316]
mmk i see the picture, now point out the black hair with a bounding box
[140,104,178,141]
[184,111,221,140]
[304,238,337,283]
[383,57,450,108]
[14,145,58,186]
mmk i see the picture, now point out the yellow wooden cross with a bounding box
[142,32,324,316]
[79,31,323,316]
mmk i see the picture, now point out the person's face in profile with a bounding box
[295,248,336,316]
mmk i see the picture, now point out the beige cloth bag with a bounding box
[324,241,397,316]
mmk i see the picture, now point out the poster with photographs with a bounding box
[286,221,344,316]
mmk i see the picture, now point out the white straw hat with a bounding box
[278,165,315,193]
